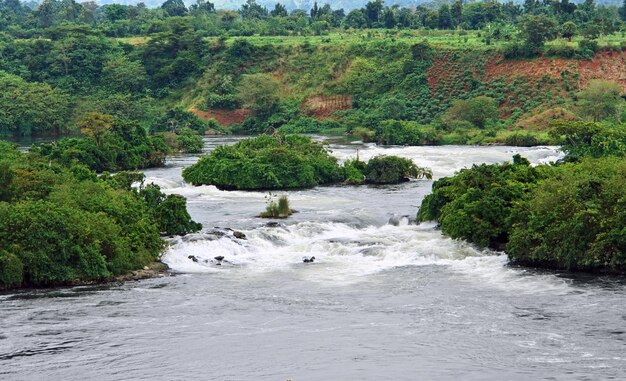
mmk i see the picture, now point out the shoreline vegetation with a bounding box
[418,121,626,273]
[182,134,432,189]
[1,0,626,288]
[0,139,201,291]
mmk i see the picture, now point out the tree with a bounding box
[561,21,577,41]
[364,0,384,26]
[451,0,463,27]
[438,4,453,29]
[190,0,214,14]
[343,9,367,29]
[521,15,558,50]
[383,7,396,28]
[239,0,268,19]
[310,1,319,19]
[237,74,281,117]
[103,4,130,22]
[0,72,70,136]
[79,112,113,147]
[523,15,556,45]
[161,0,187,17]
[270,3,287,17]
[102,55,147,92]
[443,96,499,128]
[577,80,623,122]
[620,0,626,22]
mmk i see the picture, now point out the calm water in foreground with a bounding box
[1,137,625,380]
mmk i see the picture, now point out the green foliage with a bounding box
[577,80,624,122]
[364,155,432,184]
[552,121,626,161]
[260,193,292,218]
[36,118,168,172]
[175,127,204,153]
[342,157,367,184]
[183,134,343,190]
[0,250,24,288]
[237,73,281,118]
[376,120,441,145]
[0,143,199,288]
[278,117,343,134]
[0,71,70,136]
[508,158,626,271]
[153,107,208,134]
[443,96,499,128]
[139,183,201,236]
[418,155,551,249]
[521,15,558,50]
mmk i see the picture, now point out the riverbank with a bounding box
[0,262,170,292]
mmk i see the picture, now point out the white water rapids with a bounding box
[156,140,565,291]
[6,138,626,380]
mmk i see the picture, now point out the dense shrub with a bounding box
[140,184,202,235]
[182,134,343,189]
[552,121,626,161]
[0,250,24,288]
[36,119,168,172]
[418,155,552,249]
[278,117,343,134]
[364,155,432,184]
[377,120,442,145]
[508,158,626,271]
[0,144,200,288]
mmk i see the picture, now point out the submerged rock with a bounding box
[388,214,411,226]
[188,255,198,263]
[303,256,316,263]
[233,231,246,240]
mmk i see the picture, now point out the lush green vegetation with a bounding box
[260,193,293,218]
[183,134,344,189]
[418,122,626,272]
[183,134,432,189]
[0,141,201,289]
[0,0,624,148]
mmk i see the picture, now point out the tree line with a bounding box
[1,0,625,38]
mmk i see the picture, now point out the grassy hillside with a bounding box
[175,32,625,145]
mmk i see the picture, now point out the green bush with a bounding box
[504,132,541,147]
[175,128,204,153]
[364,155,432,184]
[342,158,367,184]
[0,250,24,289]
[183,134,343,190]
[508,158,626,271]
[377,120,442,145]
[0,143,199,288]
[418,155,552,249]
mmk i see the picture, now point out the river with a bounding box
[1,137,625,380]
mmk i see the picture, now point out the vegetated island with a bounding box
[417,121,626,273]
[0,139,202,290]
[182,134,432,190]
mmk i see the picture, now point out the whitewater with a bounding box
[2,137,625,380]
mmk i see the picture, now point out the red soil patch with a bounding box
[483,55,577,82]
[302,95,352,119]
[515,107,580,130]
[482,51,626,92]
[190,107,252,127]
[578,50,626,92]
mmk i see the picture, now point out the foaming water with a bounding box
[4,137,626,381]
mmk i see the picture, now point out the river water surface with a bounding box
[1,137,625,380]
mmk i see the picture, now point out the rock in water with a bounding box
[303,256,315,263]
[388,214,410,226]
[188,255,198,263]
[214,256,224,261]
[233,231,246,240]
